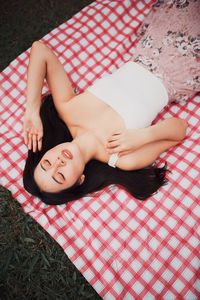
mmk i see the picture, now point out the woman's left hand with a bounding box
[107,128,149,156]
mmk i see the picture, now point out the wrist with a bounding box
[143,126,155,144]
[25,105,40,117]
[25,100,41,115]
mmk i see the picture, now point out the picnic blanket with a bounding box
[1,0,200,299]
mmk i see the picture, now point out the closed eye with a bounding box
[40,160,65,185]
[41,159,51,171]
[55,172,65,183]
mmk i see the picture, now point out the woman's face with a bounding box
[34,142,85,193]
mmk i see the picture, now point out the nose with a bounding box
[56,157,66,166]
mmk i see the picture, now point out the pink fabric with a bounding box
[1,1,200,299]
[133,0,200,103]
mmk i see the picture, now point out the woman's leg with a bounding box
[26,40,75,113]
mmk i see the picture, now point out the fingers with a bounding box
[107,139,120,149]
[107,143,120,154]
[107,132,122,153]
[23,130,43,152]
[26,132,31,149]
[107,132,121,146]
[24,130,29,145]
[107,140,121,154]
[37,134,43,151]
[108,132,121,139]
[23,114,43,152]
[32,134,37,153]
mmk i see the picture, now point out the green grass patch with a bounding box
[0,186,102,300]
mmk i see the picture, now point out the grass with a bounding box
[0,0,94,71]
[0,187,102,300]
[0,0,102,298]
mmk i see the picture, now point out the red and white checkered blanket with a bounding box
[1,1,200,299]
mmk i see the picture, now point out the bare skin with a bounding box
[23,41,188,192]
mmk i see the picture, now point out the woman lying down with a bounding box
[23,1,200,205]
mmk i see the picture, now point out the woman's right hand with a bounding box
[107,128,150,156]
[23,110,43,152]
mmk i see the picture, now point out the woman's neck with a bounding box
[72,131,99,164]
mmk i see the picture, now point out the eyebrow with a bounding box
[40,163,62,185]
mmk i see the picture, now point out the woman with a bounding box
[23,0,199,205]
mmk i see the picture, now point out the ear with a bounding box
[78,174,85,185]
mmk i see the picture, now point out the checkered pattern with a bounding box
[1,0,200,299]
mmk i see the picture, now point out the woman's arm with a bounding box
[116,139,180,171]
[147,118,188,144]
[108,117,188,171]
[26,40,75,112]
[25,41,47,113]
[24,41,75,152]
[107,118,188,155]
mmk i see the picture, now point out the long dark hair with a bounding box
[23,94,168,205]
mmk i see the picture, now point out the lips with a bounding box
[61,149,73,159]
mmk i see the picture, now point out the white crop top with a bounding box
[86,61,168,128]
[86,61,169,167]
